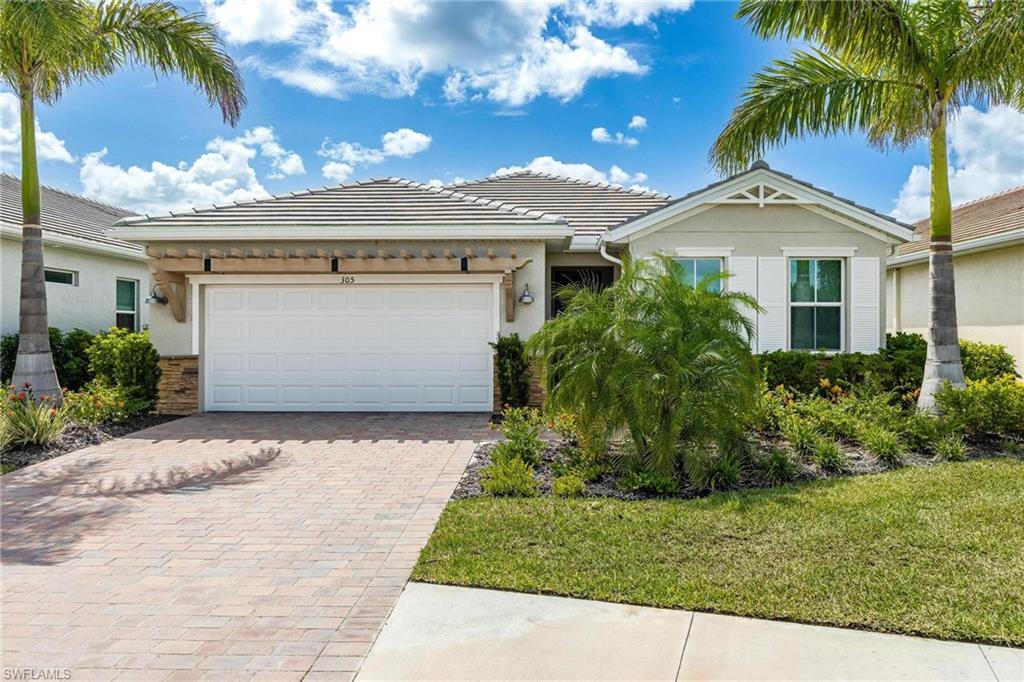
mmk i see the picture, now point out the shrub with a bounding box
[620,470,679,495]
[759,350,821,394]
[935,434,969,462]
[960,340,1019,380]
[1002,438,1022,456]
[683,442,742,493]
[813,438,848,473]
[792,397,860,441]
[87,328,161,407]
[3,385,65,447]
[899,412,949,453]
[859,425,905,467]
[552,474,586,497]
[491,406,545,466]
[480,458,538,497]
[531,254,761,480]
[781,416,819,459]
[61,384,136,425]
[758,447,797,485]
[880,332,928,395]
[936,376,1024,438]
[1,328,97,390]
[0,414,12,453]
[490,333,531,408]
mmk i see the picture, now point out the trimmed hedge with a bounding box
[1,328,95,390]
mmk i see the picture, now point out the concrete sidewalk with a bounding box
[359,583,1023,681]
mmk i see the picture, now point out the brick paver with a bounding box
[1,413,491,681]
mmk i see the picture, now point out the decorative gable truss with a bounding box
[718,182,807,207]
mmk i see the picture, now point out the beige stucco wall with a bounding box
[1,235,150,336]
[143,239,547,356]
[627,204,892,349]
[887,244,1024,373]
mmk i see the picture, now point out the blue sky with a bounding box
[1,0,1021,222]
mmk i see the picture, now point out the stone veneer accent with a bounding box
[492,363,545,413]
[156,355,199,415]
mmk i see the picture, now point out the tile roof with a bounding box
[894,185,1024,255]
[1,173,138,252]
[117,177,567,228]
[449,171,672,236]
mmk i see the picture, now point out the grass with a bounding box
[414,459,1024,647]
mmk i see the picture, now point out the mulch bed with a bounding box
[453,435,1017,501]
[2,414,180,471]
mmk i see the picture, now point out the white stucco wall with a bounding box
[887,244,1024,373]
[626,204,893,350]
[143,239,547,356]
[1,235,150,336]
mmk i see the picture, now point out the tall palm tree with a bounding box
[1,0,244,402]
[710,0,1024,412]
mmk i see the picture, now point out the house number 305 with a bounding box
[338,276,356,285]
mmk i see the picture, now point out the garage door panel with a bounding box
[205,283,494,412]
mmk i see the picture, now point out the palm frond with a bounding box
[948,0,1024,108]
[710,49,926,173]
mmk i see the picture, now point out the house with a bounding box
[887,186,1024,373]
[111,162,914,414]
[1,173,149,336]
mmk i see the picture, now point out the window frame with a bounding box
[787,257,845,353]
[115,277,139,332]
[672,256,725,292]
[44,268,78,286]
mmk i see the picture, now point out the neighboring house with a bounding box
[887,186,1024,373]
[1,173,149,337]
[112,162,913,414]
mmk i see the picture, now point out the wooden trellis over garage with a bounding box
[146,246,533,323]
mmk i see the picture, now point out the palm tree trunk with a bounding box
[917,112,964,413]
[11,87,62,404]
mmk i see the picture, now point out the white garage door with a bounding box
[203,283,495,412]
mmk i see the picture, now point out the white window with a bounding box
[44,268,77,285]
[116,278,138,331]
[673,257,723,293]
[789,258,843,351]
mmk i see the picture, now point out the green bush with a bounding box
[2,386,65,447]
[552,474,586,497]
[935,434,969,462]
[900,412,949,453]
[481,457,538,497]
[61,384,137,425]
[620,470,679,495]
[491,406,545,466]
[684,443,741,493]
[530,254,760,481]
[936,376,1024,438]
[791,397,860,441]
[759,350,821,394]
[0,415,11,454]
[1,328,96,390]
[87,328,161,407]
[758,447,797,485]
[859,425,905,468]
[960,340,1019,380]
[490,333,531,408]
[781,415,819,458]
[813,437,848,473]
[879,332,928,395]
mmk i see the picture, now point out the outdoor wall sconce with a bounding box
[519,283,535,305]
[145,284,169,306]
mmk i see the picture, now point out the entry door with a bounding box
[204,283,495,412]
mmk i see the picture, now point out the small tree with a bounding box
[490,333,530,408]
[528,255,762,478]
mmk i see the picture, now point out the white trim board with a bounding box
[113,224,574,242]
[673,247,735,257]
[1,223,145,260]
[782,247,858,257]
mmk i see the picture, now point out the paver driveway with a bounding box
[1,413,491,681]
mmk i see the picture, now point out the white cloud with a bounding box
[0,92,76,171]
[892,105,1024,222]
[628,114,647,130]
[494,156,650,190]
[381,128,432,157]
[202,0,308,44]
[591,126,638,147]
[78,126,304,213]
[210,0,693,107]
[322,161,355,184]
[318,127,431,182]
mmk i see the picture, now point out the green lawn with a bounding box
[414,459,1024,647]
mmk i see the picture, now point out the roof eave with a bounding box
[887,227,1024,267]
[111,223,575,243]
[0,222,145,260]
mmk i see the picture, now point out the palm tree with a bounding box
[710,0,1024,412]
[1,0,244,402]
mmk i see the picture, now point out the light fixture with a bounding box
[518,283,535,305]
[145,284,168,305]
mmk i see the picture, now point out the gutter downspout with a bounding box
[599,241,623,266]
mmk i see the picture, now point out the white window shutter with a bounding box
[727,257,758,347]
[757,257,787,352]
[850,257,881,353]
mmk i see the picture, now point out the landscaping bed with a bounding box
[1,413,180,472]
[417,458,1024,647]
